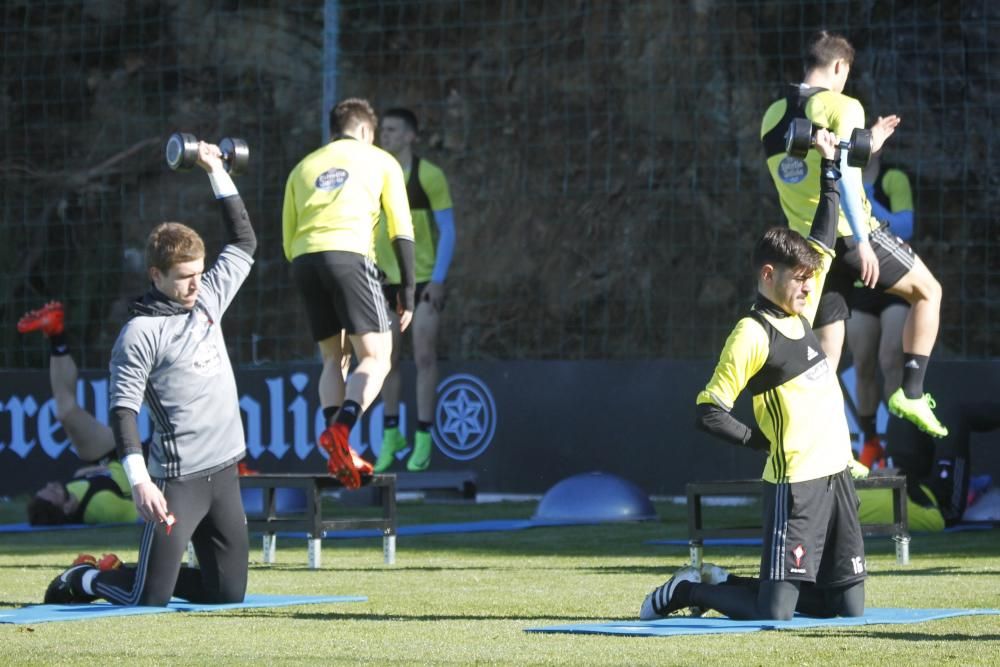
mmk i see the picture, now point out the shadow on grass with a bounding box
[794,629,1000,641]
[872,566,1000,578]
[196,609,633,623]
[251,563,675,576]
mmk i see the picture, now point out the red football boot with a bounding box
[17,301,65,336]
[72,553,98,568]
[98,553,123,571]
[237,461,259,476]
[859,436,886,469]
[318,424,362,489]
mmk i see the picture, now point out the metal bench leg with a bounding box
[308,535,322,570]
[383,534,396,565]
[262,534,276,564]
[689,540,703,569]
[893,534,911,566]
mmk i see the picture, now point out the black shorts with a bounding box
[382,281,429,313]
[847,282,909,317]
[815,223,916,328]
[292,251,391,339]
[814,283,851,329]
[838,222,916,289]
[760,468,866,588]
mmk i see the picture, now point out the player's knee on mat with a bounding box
[209,579,247,605]
[210,589,246,604]
[835,584,866,617]
[140,591,174,607]
[765,604,796,621]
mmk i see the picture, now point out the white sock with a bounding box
[81,569,99,595]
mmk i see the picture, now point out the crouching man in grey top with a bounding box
[43,140,256,606]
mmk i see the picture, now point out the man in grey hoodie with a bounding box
[43,140,256,606]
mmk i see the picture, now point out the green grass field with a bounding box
[2,498,998,665]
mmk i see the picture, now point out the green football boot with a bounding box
[373,427,407,473]
[406,430,433,472]
[887,388,949,438]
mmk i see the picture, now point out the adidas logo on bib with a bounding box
[807,346,819,361]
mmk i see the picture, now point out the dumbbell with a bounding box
[165,132,250,175]
[784,117,873,168]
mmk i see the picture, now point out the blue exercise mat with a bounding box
[0,593,366,625]
[526,608,1000,637]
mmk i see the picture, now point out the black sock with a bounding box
[334,400,362,430]
[901,354,929,399]
[721,574,757,587]
[417,420,432,433]
[70,563,93,593]
[49,333,69,357]
[384,414,399,429]
[672,580,694,607]
[323,405,340,426]
[859,415,877,442]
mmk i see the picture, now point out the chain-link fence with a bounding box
[3,0,998,369]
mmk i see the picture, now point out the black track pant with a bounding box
[689,577,865,621]
[93,463,248,606]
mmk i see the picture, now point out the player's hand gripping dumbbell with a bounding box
[165,133,249,175]
[784,117,873,168]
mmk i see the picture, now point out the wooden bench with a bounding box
[686,476,910,567]
[239,473,397,569]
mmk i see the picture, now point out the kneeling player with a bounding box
[42,140,255,606]
[641,130,867,621]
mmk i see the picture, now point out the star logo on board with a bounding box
[441,390,485,444]
[434,374,497,461]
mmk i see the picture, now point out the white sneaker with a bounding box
[689,562,730,617]
[639,566,701,620]
[700,562,730,585]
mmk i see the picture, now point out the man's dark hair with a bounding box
[752,226,823,273]
[329,97,378,136]
[805,30,855,71]
[383,107,419,134]
[27,495,69,525]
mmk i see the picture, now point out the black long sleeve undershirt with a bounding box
[806,157,841,252]
[696,403,770,451]
[111,406,142,461]
[218,195,257,257]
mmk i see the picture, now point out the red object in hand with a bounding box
[164,513,176,535]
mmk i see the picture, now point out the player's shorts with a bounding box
[383,282,429,313]
[814,280,851,329]
[836,222,916,291]
[847,281,909,317]
[291,251,391,340]
[815,222,916,328]
[760,468,867,588]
